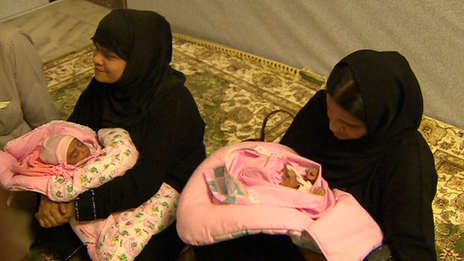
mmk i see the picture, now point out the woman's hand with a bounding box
[35,194,75,228]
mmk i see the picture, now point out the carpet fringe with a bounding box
[173,33,326,84]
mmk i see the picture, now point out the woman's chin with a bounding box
[332,132,349,140]
[94,73,104,82]
[94,74,111,84]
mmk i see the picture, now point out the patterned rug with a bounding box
[37,34,463,260]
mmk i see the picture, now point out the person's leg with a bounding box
[37,222,88,260]
[193,236,255,261]
[249,234,306,261]
[134,221,185,261]
[193,234,306,261]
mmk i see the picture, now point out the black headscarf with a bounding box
[88,9,186,127]
[281,50,438,259]
[281,50,424,191]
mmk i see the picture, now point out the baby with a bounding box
[34,130,176,261]
[204,145,329,208]
[0,121,177,261]
[39,134,91,166]
[281,164,326,195]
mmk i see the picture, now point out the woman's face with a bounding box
[66,138,91,165]
[92,43,127,83]
[326,94,368,140]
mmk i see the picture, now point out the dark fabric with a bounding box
[42,9,206,259]
[87,9,183,127]
[193,234,306,261]
[91,13,131,61]
[37,223,88,260]
[280,50,437,260]
[67,8,205,217]
[134,221,185,261]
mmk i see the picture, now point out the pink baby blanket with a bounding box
[177,142,383,261]
[0,120,176,261]
[0,120,101,196]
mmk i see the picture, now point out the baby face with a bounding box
[281,166,298,189]
[66,138,91,165]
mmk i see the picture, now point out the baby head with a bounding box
[40,134,91,165]
[281,164,319,189]
[281,165,299,189]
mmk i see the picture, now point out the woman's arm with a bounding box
[74,86,205,221]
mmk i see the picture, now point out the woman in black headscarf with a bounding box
[193,50,436,261]
[35,9,206,260]
[280,50,437,260]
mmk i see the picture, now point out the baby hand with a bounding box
[312,187,326,196]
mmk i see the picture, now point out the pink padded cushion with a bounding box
[177,142,383,261]
[177,142,314,244]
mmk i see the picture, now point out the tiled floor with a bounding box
[2,0,111,63]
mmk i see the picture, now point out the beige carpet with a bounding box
[38,34,464,261]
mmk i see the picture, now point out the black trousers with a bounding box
[193,234,306,261]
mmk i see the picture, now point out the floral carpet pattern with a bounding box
[38,34,463,260]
